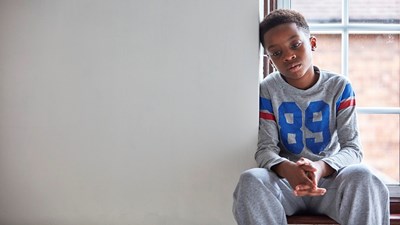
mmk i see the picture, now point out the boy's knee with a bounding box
[238,168,282,190]
[339,164,370,178]
[339,164,386,188]
[239,168,267,183]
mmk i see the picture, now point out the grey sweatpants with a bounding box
[233,164,390,225]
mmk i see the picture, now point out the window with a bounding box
[261,0,400,196]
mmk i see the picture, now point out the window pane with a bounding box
[291,0,341,24]
[349,0,400,24]
[349,34,400,107]
[312,34,341,74]
[359,114,400,184]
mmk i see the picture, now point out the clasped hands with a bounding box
[273,157,331,197]
[292,157,327,196]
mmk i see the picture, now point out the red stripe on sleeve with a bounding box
[259,112,276,121]
[338,99,356,111]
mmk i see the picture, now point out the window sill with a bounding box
[389,185,400,198]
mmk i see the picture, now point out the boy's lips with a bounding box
[288,63,302,72]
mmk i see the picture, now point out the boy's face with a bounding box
[263,23,316,84]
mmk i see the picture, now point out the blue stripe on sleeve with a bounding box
[341,83,355,99]
[336,83,355,110]
[260,97,273,113]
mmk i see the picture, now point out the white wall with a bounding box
[0,1,259,224]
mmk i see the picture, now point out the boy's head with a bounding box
[260,9,317,89]
[260,9,310,47]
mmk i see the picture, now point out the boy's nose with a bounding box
[283,51,296,62]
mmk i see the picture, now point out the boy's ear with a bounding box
[310,36,317,51]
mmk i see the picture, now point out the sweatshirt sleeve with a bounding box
[322,83,363,171]
[255,82,288,169]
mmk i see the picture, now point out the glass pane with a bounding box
[349,34,400,107]
[358,114,400,184]
[312,34,341,74]
[349,0,400,24]
[291,0,342,24]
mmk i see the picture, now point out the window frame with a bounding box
[262,0,400,198]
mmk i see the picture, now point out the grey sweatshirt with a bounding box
[256,66,363,171]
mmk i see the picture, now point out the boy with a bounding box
[233,9,390,225]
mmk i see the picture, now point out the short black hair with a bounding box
[259,9,310,47]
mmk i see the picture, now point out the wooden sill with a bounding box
[391,197,400,214]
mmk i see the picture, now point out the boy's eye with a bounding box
[270,50,281,57]
[291,41,302,49]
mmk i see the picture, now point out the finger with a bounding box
[294,188,326,197]
[308,187,326,194]
[299,170,317,188]
[294,190,326,197]
[295,184,313,191]
[296,157,311,166]
[308,188,326,196]
[306,171,318,187]
[299,164,317,172]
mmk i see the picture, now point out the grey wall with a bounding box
[0,0,259,224]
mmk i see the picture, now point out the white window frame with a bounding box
[264,0,400,197]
